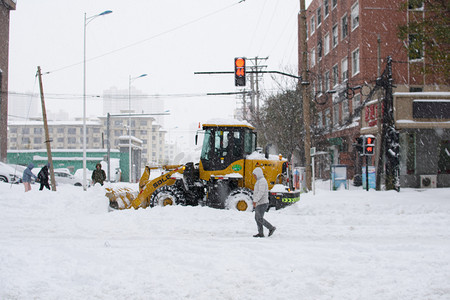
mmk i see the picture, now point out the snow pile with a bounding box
[1,182,449,299]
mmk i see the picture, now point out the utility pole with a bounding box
[247,56,268,119]
[299,0,312,191]
[37,66,56,191]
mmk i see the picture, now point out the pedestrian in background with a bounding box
[38,163,50,191]
[252,167,276,238]
[22,163,37,192]
[92,163,106,186]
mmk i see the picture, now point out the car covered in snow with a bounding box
[0,162,22,183]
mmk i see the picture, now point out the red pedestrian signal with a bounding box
[364,136,375,155]
[234,57,246,86]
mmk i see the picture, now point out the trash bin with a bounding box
[331,164,348,190]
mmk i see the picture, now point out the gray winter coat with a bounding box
[22,163,37,183]
[252,167,269,206]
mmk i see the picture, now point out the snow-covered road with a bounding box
[1,182,449,299]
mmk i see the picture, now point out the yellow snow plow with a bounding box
[107,120,300,211]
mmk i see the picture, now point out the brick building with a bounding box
[300,0,449,185]
[0,0,16,162]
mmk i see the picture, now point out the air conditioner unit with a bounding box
[420,175,437,188]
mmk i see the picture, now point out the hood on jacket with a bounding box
[27,163,34,169]
[252,167,264,180]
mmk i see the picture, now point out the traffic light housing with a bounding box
[354,136,364,154]
[364,135,375,155]
[234,57,246,86]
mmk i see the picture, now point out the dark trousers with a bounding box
[39,182,50,190]
[255,203,274,235]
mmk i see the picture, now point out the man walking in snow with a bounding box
[91,163,106,186]
[22,163,37,192]
[37,163,50,191]
[252,167,276,238]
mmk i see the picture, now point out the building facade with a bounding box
[301,0,449,187]
[7,114,168,168]
[0,0,16,162]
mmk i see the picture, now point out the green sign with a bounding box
[232,164,242,172]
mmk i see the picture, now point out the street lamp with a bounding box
[128,73,148,183]
[83,10,112,191]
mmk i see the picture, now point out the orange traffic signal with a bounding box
[234,57,246,86]
[364,135,375,155]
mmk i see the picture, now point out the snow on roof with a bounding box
[203,118,254,128]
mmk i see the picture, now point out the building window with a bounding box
[332,64,339,86]
[324,33,330,55]
[68,137,76,144]
[317,112,323,128]
[351,2,359,31]
[140,130,147,135]
[34,137,42,144]
[324,0,330,17]
[317,38,323,59]
[341,57,348,82]
[93,128,100,133]
[324,71,330,92]
[342,99,349,121]
[22,137,30,144]
[332,24,338,48]
[310,48,316,67]
[408,34,423,60]
[333,104,340,126]
[140,120,147,126]
[10,127,17,134]
[57,128,64,133]
[352,48,360,76]
[317,7,322,26]
[310,16,315,34]
[408,0,423,10]
[332,0,337,8]
[22,128,30,134]
[57,138,64,143]
[114,130,122,136]
[34,128,43,134]
[341,14,348,39]
[352,94,361,114]
[114,120,123,126]
[68,128,77,135]
[325,108,331,128]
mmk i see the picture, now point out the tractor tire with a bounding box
[150,185,185,207]
[225,188,253,212]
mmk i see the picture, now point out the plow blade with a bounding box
[105,187,138,210]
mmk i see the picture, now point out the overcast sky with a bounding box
[9,0,305,143]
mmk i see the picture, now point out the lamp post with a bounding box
[83,10,112,191]
[128,74,148,183]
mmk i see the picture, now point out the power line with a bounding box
[44,1,243,76]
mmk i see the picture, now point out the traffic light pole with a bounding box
[365,155,369,192]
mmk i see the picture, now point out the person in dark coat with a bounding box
[91,163,107,186]
[22,163,37,192]
[38,163,51,191]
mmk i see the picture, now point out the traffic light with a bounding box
[354,136,364,154]
[364,135,375,155]
[234,57,246,86]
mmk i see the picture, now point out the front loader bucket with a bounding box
[105,187,139,210]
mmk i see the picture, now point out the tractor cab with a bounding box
[199,122,256,172]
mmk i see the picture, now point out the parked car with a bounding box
[0,162,22,183]
[53,169,83,186]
